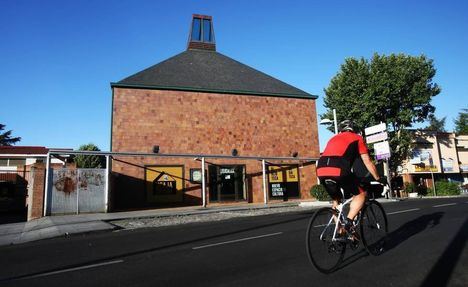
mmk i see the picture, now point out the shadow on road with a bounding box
[384,212,444,252]
[334,212,445,273]
[419,217,468,287]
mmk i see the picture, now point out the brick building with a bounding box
[110,15,320,210]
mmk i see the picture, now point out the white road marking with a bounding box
[387,208,420,215]
[19,260,124,280]
[192,232,283,250]
[433,203,457,208]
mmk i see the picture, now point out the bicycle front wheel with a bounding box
[360,200,388,256]
[306,207,345,273]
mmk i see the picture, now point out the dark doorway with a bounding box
[209,165,245,202]
[0,172,28,224]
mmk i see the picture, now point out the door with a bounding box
[209,165,245,202]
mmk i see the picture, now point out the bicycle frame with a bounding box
[319,193,353,242]
[318,182,389,242]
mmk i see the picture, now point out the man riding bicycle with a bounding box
[316,120,382,238]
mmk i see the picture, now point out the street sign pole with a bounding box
[384,159,392,199]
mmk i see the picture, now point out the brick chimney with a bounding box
[187,14,216,51]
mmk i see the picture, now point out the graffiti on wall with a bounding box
[53,170,77,194]
[78,170,104,190]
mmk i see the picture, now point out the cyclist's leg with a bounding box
[342,175,366,221]
[319,176,342,206]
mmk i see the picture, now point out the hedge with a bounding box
[310,184,331,201]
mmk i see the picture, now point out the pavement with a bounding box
[0,195,460,247]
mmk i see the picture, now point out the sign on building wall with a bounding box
[410,150,438,172]
[146,166,184,203]
[268,165,299,198]
[442,158,454,172]
[460,165,468,172]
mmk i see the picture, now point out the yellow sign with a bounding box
[268,165,299,183]
[414,166,438,172]
[146,166,184,203]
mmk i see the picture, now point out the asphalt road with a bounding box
[0,197,467,287]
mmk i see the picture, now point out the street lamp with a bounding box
[320,109,338,134]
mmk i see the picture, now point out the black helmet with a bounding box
[339,120,355,132]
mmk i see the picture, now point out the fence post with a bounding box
[262,159,268,205]
[201,157,206,208]
[43,152,51,217]
[76,170,80,215]
[105,155,110,212]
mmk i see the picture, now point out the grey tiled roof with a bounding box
[112,49,316,99]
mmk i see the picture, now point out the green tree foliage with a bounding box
[0,124,21,146]
[424,114,446,132]
[74,143,105,168]
[323,53,440,172]
[454,108,468,135]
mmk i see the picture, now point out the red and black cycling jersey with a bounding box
[317,131,368,178]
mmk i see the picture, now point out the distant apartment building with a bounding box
[400,131,468,188]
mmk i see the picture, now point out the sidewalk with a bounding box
[0,201,329,247]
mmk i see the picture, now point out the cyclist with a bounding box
[316,120,382,238]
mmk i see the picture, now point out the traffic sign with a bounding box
[365,123,386,136]
[366,131,388,144]
[374,141,391,160]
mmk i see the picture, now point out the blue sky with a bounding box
[1,0,467,151]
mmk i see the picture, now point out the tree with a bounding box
[323,53,441,172]
[74,143,105,168]
[454,108,468,135]
[0,124,21,146]
[424,114,446,132]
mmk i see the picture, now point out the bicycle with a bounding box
[305,181,389,273]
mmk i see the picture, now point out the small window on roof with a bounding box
[191,18,202,41]
[203,19,212,42]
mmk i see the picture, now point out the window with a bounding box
[191,18,202,41]
[0,159,8,166]
[190,16,214,43]
[203,19,212,42]
[8,159,26,167]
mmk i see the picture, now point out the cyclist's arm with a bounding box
[360,153,380,181]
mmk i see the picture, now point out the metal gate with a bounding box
[50,168,106,214]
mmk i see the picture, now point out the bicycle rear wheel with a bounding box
[360,200,388,256]
[306,207,345,273]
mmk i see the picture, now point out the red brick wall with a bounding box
[111,88,320,205]
[29,163,45,220]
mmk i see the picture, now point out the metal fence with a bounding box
[50,168,106,214]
